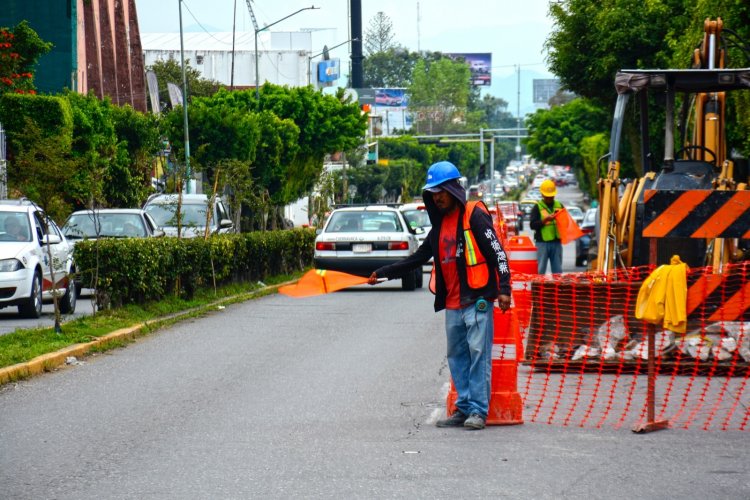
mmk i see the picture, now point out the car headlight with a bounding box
[0,259,22,272]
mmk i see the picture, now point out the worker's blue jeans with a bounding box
[537,240,563,274]
[445,303,494,418]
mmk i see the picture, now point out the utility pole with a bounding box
[178,0,191,193]
[516,64,522,161]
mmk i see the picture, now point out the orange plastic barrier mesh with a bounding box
[514,262,750,431]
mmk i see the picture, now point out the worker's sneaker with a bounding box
[436,411,467,427]
[464,413,486,430]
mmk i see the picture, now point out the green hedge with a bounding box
[74,229,316,307]
[0,93,73,139]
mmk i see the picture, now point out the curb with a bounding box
[0,280,295,386]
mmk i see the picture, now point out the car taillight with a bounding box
[581,228,593,235]
[388,241,409,250]
[315,241,335,251]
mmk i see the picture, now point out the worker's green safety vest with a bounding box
[537,200,562,242]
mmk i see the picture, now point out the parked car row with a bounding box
[0,194,235,319]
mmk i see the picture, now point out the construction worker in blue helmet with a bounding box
[368,161,511,430]
[529,179,564,274]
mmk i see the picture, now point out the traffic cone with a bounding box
[444,307,524,425]
[487,307,524,425]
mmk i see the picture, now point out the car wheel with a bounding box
[415,269,423,289]
[401,270,417,291]
[19,271,43,319]
[59,276,77,314]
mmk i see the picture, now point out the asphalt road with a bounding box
[0,289,96,336]
[0,184,583,336]
[1,279,748,498]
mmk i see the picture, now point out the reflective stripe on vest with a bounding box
[463,201,490,289]
[537,200,562,241]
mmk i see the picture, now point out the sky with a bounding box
[134,0,556,112]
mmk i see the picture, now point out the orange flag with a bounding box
[278,269,369,298]
[553,208,585,244]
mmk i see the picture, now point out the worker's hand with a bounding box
[367,272,379,285]
[497,294,511,311]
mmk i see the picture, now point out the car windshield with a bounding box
[402,209,430,230]
[0,213,32,242]
[145,203,211,228]
[64,213,148,238]
[583,209,598,226]
[326,211,403,233]
[568,207,583,218]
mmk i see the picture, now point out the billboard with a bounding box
[374,88,408,108]
[533,79,561,104]
[446,53,492,86]
[317,58,341,84]
[370,88,411,136]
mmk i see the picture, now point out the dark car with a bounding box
[576,207,599,267]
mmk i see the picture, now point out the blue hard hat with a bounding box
[423,161,461,190]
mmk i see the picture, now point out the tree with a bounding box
[0,21,51,95]
[546,0,684,105]
[11,120,76,222]
[524,98,609,170]
[544,1,750,170]
[364,12,396,56]
[470,94,516,130]
[407,57,472,135]
[362,48,443,88]
[161,85,367,228]
[145,58,221,112]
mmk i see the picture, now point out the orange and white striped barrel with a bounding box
[505,235,536,328]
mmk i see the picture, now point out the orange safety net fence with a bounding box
[511,262,750,431]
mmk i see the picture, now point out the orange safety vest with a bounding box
[463,200,491,288]
[430,201,492,293]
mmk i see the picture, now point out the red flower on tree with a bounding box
[0,23,46,95]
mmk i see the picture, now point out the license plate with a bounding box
[352,243,372,253]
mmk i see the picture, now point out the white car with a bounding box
[63,208,164,241]
[143,194,234,238]
[566,205,585,226]
[0,200,77,317]
[400,203,432,273]
[314,206,423,290]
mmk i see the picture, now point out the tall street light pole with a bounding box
[178,0,191,193]
[307,38,358,86]
[255,6,319,100]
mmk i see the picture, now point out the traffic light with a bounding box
[479,163,487,180]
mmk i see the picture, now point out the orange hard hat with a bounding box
[540,179,557,197]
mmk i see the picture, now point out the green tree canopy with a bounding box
[0,21,51,95]
[162,85,367,210]
[362,48,444,88]
[524,98,609,169]
[408,58,472,135]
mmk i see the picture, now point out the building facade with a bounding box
[0,0,147,111]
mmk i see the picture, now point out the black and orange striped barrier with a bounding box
[642,190,750,239]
